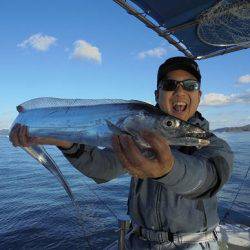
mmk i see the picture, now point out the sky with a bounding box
[0,0,249,129]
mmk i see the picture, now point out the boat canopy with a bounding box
[113,0,250,59]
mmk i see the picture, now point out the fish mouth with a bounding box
[182,130,212,146]
[185,131,212,140]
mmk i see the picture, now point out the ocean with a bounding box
[0,132,249,249]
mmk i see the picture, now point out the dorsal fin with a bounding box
[18,97,148,111]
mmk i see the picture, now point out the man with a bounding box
[10,57,233,249]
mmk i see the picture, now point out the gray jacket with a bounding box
[60,112,233,235]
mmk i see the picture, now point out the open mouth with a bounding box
[172,101,188,113]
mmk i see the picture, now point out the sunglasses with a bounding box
[159,79,200,91]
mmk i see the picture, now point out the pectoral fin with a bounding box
[105,119,131,137]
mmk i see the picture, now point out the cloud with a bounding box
[18,33,57,51]
[137,47,167,59]
[230,91,250,104]
[236,74,250,85]
[201,93,230,106]
[200,91,250,106]
[70,40,102,63]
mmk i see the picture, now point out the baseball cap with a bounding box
[157,57,201,87]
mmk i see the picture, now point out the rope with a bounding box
[222,162,250,223]
[82,178,119,221]
[73,178,120,249]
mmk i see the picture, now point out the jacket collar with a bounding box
[188,111,209,131]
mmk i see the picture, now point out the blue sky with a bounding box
[0,0,249,129]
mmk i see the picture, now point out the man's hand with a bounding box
[112,131,174,179]
[9,123,73,149]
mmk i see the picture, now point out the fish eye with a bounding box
[163,119,181,128]
[163,119,175,128]
[166,120,172,127]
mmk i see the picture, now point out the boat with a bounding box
[107,0,250,249]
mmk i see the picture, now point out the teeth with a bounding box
[175,102,186,105]
[173,101,187,106]
[173,101,187,112]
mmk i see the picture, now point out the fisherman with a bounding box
[10,56,234,249]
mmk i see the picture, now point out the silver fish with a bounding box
[10,97,211,206]
[13,97,211,148]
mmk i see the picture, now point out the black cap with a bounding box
[157,56,201,86]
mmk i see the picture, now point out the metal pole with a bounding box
[113,0,194,58]
[118,215,131,250]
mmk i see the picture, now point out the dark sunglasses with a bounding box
[159,79,200,91]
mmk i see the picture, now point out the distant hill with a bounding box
[213,124,250,132]
[0,129,9,135]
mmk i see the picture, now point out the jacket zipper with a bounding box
[156,185,162,229]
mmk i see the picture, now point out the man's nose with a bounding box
[174,83,185,93]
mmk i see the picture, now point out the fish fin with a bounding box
[106,120,123,135]
[105,120,128,136]
[18,97,149,110]
[22,145,76,204]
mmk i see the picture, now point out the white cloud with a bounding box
[236,74,250,85]
[71,40,102,63]
[201,93,230,106]
[137,47,167,59]
[200,91,250,106]
[18,33,57,51]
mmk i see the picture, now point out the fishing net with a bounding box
[197,0,250,47]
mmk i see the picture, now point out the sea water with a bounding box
[0,132,249,249]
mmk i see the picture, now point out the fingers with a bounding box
[119,135,145,166]
[141,131,172,163]
[112,135,146,178]
[9,124,21,147]
[9,124,31,147]
[19,125,29,147]
[112,135,131,167]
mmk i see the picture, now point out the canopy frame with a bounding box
[113,0,250,60]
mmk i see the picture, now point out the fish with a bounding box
[10,97,211,206]
[13,97,211,148]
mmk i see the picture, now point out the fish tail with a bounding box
[22,145,77,205]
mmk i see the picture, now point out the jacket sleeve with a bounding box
[155,134,234,199]
[59,144,127,183]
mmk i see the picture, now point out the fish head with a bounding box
[156,115,211,147]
